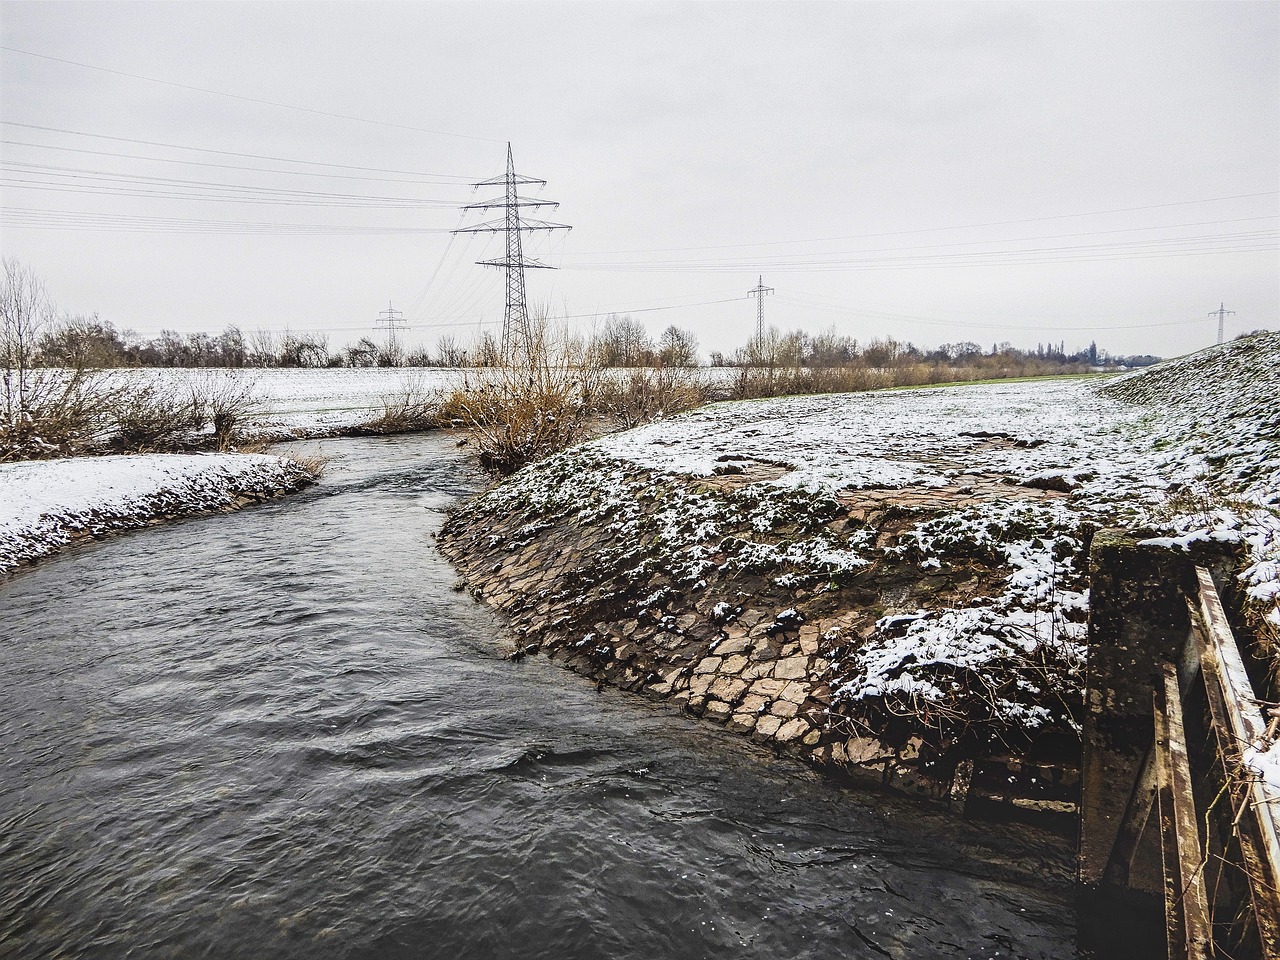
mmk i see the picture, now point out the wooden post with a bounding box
[1081,530,1195,892]
[1154,663,1213,959]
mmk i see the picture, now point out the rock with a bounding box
[798,625,821,655]
[708,676,749,703]
[693,656,722,675]
[727,712,757,734]
[720,654,749,674]
[778,680,809,704]
[750,678,787,698]
[716,635,752,656]
[741,661,771,680]
[704,700,732,723]
[772,657,809,681]
[770,700,799,718]
[774,718,810,743]
[754,715,783,738]
[846,737,891,765]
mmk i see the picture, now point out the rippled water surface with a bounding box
[1,435,1076,959]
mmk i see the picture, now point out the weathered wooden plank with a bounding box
[1104,624,1204,888]
[1193,568,1280,956]
[1155,662,1214,959]
[1195,568,1280,884]
[1197,620,1280,957]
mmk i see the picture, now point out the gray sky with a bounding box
[2,0,1277,359]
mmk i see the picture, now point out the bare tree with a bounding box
[39,313,127,368]
[1,259,115,460]
[435,333,467,368]
[658,325,699,367]
[594,315,654,367]
[1,259,52,422]
[248,328,280,367]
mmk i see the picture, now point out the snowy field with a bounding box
[111,365,739,436]
[0,453,315,573]
[109,367,466,435]
[474,333,1280,735]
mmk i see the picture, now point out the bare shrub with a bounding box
[450,320,605,474]
[190,370,265,449]
[109,381,206,452]
[1,260,119,460]
[364,372,439,433]
[286,452,330,479]
[597,366,710,429]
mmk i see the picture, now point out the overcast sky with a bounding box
[2,1,1277,359]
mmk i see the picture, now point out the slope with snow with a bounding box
[451,333,1280,745]
[0,453,316,573]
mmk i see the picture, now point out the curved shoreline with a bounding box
[0,453,317,575]
[436,446,1084,806]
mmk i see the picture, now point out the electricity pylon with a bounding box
[1208,302,1235,345]
[453,144,570,361]
[374,301,406,359]
[747,276,774,342]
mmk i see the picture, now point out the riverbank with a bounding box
[0,452,318,574]
[439,333,1280,801]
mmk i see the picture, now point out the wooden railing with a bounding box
[1129,567,1280,958]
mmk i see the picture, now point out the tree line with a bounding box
[26,310,1156,372]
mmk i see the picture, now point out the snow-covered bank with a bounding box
[0,453,317,573]
[440,333,1280,785]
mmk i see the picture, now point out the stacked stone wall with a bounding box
[441,497,1000,800]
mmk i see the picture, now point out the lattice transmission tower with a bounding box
[747,276,774,342]
[1208,302,1235,345]
[453,144,570,360]
[374,301,406,358]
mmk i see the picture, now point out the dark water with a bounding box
[0,435,1076,959]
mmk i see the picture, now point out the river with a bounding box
[0,434,1076,959]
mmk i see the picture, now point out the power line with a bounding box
[771,293,1219,332]
[2,45,503,144]
[0,161,466,205]
[0,206,455,235]
[565,216,1277,268]
[556,296,745,321]
[0,140,474,185]
[565,231,1277,273]
[0,178,461,208]
[567,191,1280,256]
[0,121,478,179]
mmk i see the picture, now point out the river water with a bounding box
[0,435,1076,959]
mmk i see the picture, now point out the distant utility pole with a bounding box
[747,275,774,342]
[453,143,570,361]
[374,301,407,357]
[1208,302,1235,345]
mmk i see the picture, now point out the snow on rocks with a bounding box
[0,453,316,573]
